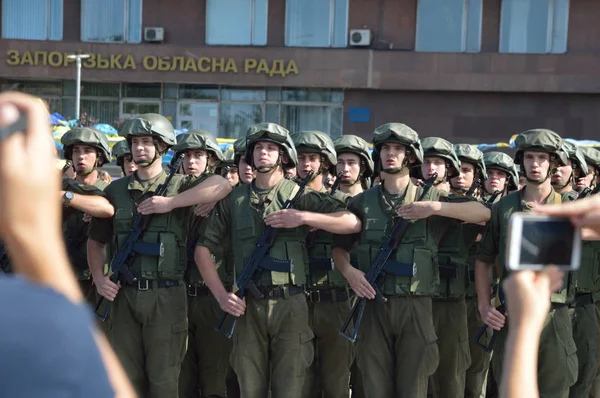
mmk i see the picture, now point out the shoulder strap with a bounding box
[403,182,419,205]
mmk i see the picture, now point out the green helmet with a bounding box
[61,127,111,166]
[453,144,487,180]
[333,135,375,179]
[513,129,567,166]
[483,151,519,191]
[560,140,588,175]
[245,122,297,170]
[421,137,461,179]
[172,130,224,162]
[372,123,423,174]
[118,113,176,147]
[580,147,600,173]
[112,140,131,167]
[233,137,247,166]
[290,130,337,174]
[218,150,236,168]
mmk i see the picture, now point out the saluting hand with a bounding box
[265,209,305,229]
[218,292,246,317]
[137,196,174,215]
[397,201,440,220]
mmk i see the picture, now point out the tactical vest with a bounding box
[306,189,348,288]
[575,241,600,294]
[63,178,108,280]
[231,179,308,286]
[495,189,569,303]
[436,220,469,299]
[355,184,439,296]
[110,173,189,280]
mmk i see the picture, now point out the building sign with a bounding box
[5,50,299,77]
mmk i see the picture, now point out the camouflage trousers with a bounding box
[108,280,188,398]
[179,289,236,398]
[464,296,492,398]
[231,288,314,398]
[569,296,597,398]
[491,305,578,398]
[428,298,471,398]
[357,296,439,398]
[301,289,354,398]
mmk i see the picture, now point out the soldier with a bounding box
[333,135,374,197]
[552,141,588,198]
[576,147,600,194]
[167,131,236,398]
[87,114,233,398]
[112,140,137,177]
[333,134,374,398]
[232,136,255,185]
[475,129,578,398]
[332,123,491,398]
[464,151,518,398]
[60,127,116,306]
[217,150,240,187]
[426,141,487,398]
[290,130,353,398]
[195,123,362,398]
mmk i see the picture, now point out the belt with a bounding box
[255,285,305,299]
[571,293,594,308]
[187,284,211,297]
[306,288,349,303]
[124,279,182,291]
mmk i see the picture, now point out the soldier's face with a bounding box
[523,151,551,183]
[72,144,99,175]
[222,167,239,186]
[183,149,208,176]
[576,164,596,191]
[451,162,475,190]
[238,155,255,184]
[422,156,447,180]
[485,169,507,193]
[551,159,573,188]
[285,167,297,179]
[253,141,280,168]
[337,153,361,185]
[123,155,137,176]
[380,143,408,170]
[297,152,321,179]
[131,136,157,166]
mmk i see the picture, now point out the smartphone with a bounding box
[506,213,581,271]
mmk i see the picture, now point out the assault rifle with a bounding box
[329,171,344,196]
[339,173,438,343]
[578,184,600,200]
[475,301,505,353]
[485,190,502,205]
[465,178,481,197]
[215,170,315,338]
[95,153,185,321]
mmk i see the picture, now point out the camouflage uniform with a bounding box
[477,129,578,398]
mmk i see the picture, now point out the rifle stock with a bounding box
[95,153,185,321]
[215,170,315,338]
[339,172,438,343]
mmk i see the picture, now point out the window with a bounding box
[81,0,142,43]
[281,106,342,139]
[500,0,570,54]
[2,0,63,40]
[285,0,348,47]
[206,0,268,45]
[178,103,218,132]
[121,101,160,118]
[123,83,161,98]
[415,0,482,52]
[220,103,263,139]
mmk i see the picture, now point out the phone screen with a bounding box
[519,219,574,266]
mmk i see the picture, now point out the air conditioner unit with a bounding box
[144,27,164,43]
[349,29,371,47]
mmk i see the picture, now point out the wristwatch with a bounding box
[63,191,74,207]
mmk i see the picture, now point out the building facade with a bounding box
[1,0,599,143]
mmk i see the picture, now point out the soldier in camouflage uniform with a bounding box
[171,132,237,398]
[232,136,255,185]
[576,147,600,194]
[552,141,588,199]
[60,127,115,306]
[464,151,519,398]
[332,124,491,398]
[195,123,361,398]
[476,129,578,398]
[290,130,353,398]
[112,140,137,177]
[333,134,374,398]
[216,150,240,187]
[88,114,232,398]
